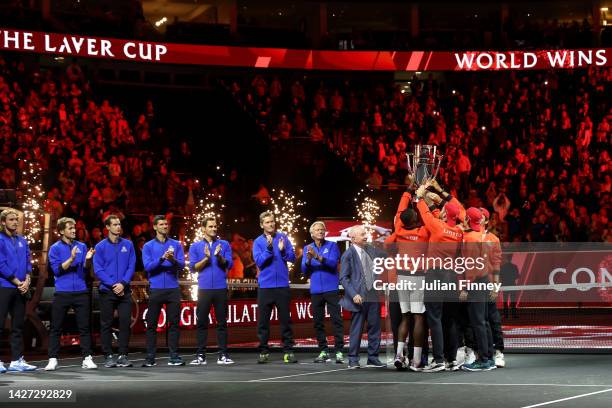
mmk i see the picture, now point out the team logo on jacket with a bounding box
[323,248,329,254]
[18,241,23,247]
[121,246,128,253]
[75,247,82,253]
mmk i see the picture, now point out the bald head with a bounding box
[349,225,367,247]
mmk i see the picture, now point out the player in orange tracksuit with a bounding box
[386,190,430,371]
[480,208,505,368]
[414,182,464,372]
[459,207,495,371]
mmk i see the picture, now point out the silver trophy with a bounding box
[406,145,443,186]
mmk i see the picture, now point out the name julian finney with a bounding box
[374,279,502,292]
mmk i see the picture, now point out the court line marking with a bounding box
[519,388,612,408]
[249,367,354,382]
[260,381,612,387]
[5,378,612,388]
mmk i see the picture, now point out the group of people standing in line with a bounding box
[0,177,504,372]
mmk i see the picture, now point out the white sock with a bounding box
[413,347,423,366]
[397,342,406,357]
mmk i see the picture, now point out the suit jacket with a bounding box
[339,244,385,312]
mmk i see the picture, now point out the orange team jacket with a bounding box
[462,230,487,282]
[387,191,430,244]
[416,200,463,260]
[384,192,430,279]
[482,230,502,281]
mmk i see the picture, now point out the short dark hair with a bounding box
[203,217,216,228]
[399,208,420,229]
[104,214,121,227]
[152,215,166,225]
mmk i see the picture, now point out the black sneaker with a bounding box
[366,358,386,368]
[348,361,361,369]
[116,355,132,367]
[104,355,117,368]
[314,351,330,363]
[257,352,270,364]
[335,351,345,364]
[168,356,185,366]
[142,359,157,367]
[283,352,298,363]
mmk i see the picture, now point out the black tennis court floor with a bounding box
[1,352,611,408]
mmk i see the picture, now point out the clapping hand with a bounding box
[306,246,315,261]
[278,237,285,252]
[70,246,78,260]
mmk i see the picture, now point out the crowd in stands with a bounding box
[228,67,611,243]
[0,54,203,248]
[0,51,610,288]
[0,53,265,279]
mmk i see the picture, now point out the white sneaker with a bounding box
[8,357,37,372]
[217,355,235,365]
[409,361,423,372]
[82,355,98,369]
[45,358,58,371]
[393,356,407,370]
[190,355,207,366]
[464,347,476,365]
[495,350,505,368]
[0,361,6,374]
[422,361,446,373]
[445,360,463,371]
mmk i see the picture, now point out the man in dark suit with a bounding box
[339,225,386,369]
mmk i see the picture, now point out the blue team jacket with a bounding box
[0,232,32,288]
[253,232,296,288]
[301,240,341,294]
[93,237,136,292]
[48,239,89,292]
[189,238,233,290]
[142,237,185,289]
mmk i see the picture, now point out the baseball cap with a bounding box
[466,207,483,231]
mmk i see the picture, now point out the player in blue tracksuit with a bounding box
[94,215,136,368]
[188,216,234,366]
[252,211,297,364]
[141,215,185,367]
[301,221,344,364]
[0,209,37,372]
[45,217,97,371]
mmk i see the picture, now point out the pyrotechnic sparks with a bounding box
[270,189,307,248]
[19,160,44,244]
[185,192,225,245]
[354,190,381,241]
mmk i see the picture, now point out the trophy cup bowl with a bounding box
[406,144,444,188]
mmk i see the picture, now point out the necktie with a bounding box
[360,248,374,291]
